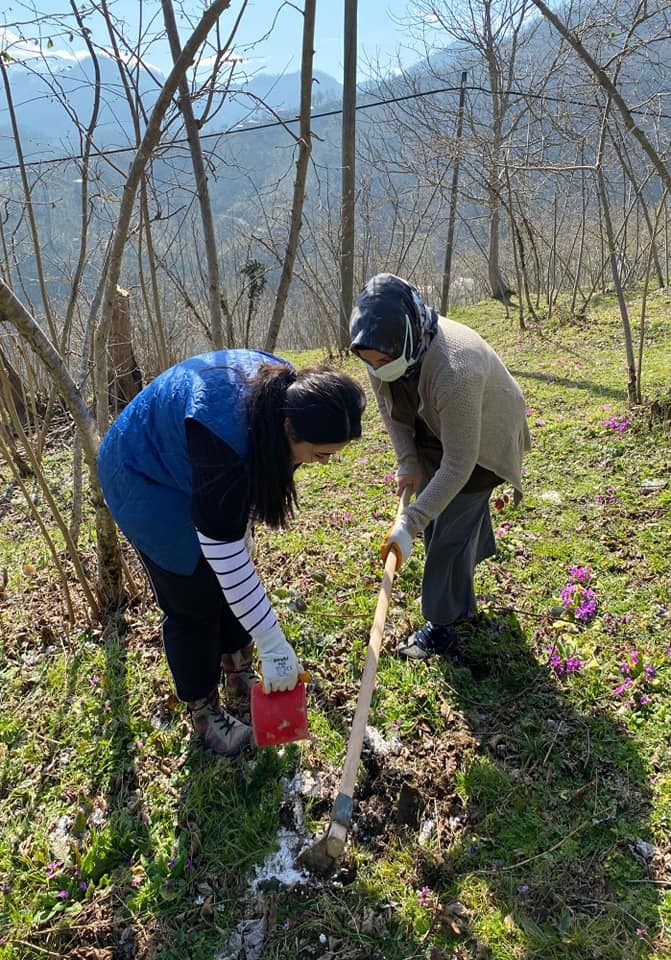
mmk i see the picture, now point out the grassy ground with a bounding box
[1,292,670,959]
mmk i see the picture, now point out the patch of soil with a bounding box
[26,895,153,960]
[352,730,477,855]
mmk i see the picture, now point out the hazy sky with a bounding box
[102,0,429,80]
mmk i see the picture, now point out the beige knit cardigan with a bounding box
[368,315,532,537]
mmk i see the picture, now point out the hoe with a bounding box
[298,491,409,875]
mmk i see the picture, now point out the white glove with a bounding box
[381,516,413,567]
[255,623,302,692]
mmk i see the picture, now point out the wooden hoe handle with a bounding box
[330,489,410,826]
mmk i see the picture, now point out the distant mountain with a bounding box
[0,56,342,163]
[222,69,343,125]
[0,56,157,160]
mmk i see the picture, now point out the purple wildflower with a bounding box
[547,645,583,676]
[548,645,563,671]
[614,647,660,708]
[574,590,597,622]
[560,583,579,607]
[568,565,593,584]
[602,415,631,432]
[560,567,598,624]
[416,885,432,908]
[603,613,629,635]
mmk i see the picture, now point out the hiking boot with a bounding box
[188,688,252,755]
[396,621,459,660]
[222,643,261,698]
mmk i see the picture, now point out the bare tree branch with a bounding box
[529,0,671,194]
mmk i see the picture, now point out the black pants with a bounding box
[414,440,498,627]
[421,487,496,625]
[139,551,251,702]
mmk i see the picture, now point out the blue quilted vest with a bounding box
[97,349,288,573]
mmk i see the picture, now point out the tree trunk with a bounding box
[0,344,29,428]
[338,0,358,349]
[162,0,228,349]
[264,0,316,352]
[93,0,233,438]
[570,157,588,317]
[107,287,143,415]
[0,278,122,611]
[440,70,467,315]
[487,194,512,302]
[139,186,171,370]
[636,188,669,403]
[59,0,102,358]
[608,130,665,289]
[597,167,637,401]
[0,55,58,345]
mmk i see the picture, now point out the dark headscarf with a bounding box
[349,273,438,373]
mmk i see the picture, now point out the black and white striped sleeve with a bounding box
[187,418,280,640]
[196,531,279,639]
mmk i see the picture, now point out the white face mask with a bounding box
[364,316,415,382]
[365,354,412,381]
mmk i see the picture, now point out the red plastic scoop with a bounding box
[251,673,310,747]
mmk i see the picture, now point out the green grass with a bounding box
[1,293,670,958]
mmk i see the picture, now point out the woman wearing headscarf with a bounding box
[349,273,530,659]
[98,350,366,755]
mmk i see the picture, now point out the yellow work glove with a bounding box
[380,516,413,567]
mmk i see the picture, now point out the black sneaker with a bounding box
[396,621,459,660]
